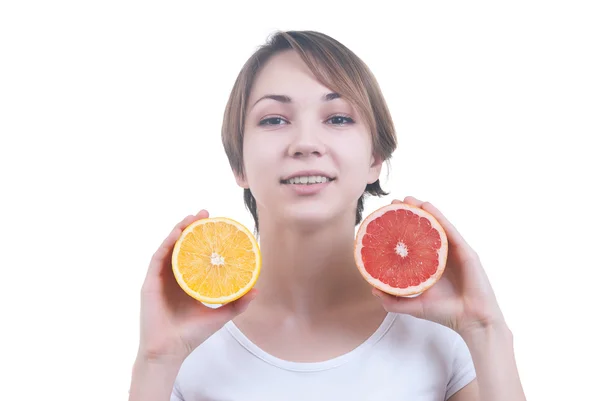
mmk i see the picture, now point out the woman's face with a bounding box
[237,50,382,230]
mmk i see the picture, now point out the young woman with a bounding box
[129,30,526,401]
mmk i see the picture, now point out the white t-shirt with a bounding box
[171,312,476,401]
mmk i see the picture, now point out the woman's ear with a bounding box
[367,154,384,184]
[234,170,250,189]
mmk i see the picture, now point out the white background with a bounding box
[1,1,598,400]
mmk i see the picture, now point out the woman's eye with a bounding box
[259,117,287,126]
[327,115,355,125]
[258,115,354,126]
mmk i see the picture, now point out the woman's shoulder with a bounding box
[387,312,463,344]
[384,312,475,381]
[382,312,472,365]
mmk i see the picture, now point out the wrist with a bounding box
[459,320,513,344]
[129,352,184,401]
[135,347,188,367]
[458,302,508,335]
[131,352,185,386]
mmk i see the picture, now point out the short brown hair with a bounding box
[221,30,397,234]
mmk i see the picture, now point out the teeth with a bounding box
[284,175,331,185]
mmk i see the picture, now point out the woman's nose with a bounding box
[287,122,327,158]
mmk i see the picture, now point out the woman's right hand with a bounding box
[135,210,257,363]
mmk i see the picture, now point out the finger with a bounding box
[419,202,473,253]
[403,196,425,207]
[148,210,210,274]
[196,209,209,218]
[394,198,473,254]
[391,196,425,207]
[211,288,258,321]
[372,288,424,318]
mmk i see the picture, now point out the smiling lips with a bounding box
[280,171,336,185]
[282,175,333,185]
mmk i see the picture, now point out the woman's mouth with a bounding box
[281,175,335,185]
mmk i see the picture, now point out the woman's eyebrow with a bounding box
[251,92,341,109]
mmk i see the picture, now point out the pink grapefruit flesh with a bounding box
[354,202,448,296]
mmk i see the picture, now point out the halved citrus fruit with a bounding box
[172,217,261,304]
[354,202,448,297]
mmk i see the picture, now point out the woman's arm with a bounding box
[128,355,184,401]
[449,323,525,401]
[129,211,257,401]
[373,197,527,401]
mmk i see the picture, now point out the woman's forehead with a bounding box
[246,51,364,120]
[249,52,332,102]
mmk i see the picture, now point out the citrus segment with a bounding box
[172,217,261,304]
[354,203,448,296]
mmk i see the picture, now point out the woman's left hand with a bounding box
[372,196,507,335]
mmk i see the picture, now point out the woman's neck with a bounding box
[251,207,376,317]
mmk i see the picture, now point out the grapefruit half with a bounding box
[354,202,448,297]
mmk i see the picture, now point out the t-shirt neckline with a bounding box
[224,312,397,372]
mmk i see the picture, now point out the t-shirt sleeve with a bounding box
[445,333,477,400]
[171,380,185,401]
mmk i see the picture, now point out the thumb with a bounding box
[210,289,258,322]
[372,288,424,319]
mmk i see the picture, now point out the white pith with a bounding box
[283,175,331,184]
[210,252,225,266]
[395,242,408,257]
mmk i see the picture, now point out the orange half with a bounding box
[172,217,261,304]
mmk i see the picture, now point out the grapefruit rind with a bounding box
[172,217,262,304]
[354,203,448,297]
